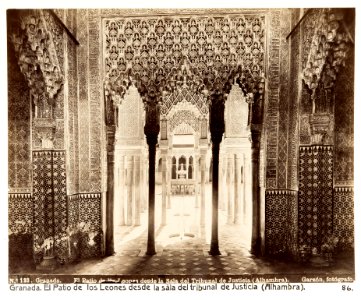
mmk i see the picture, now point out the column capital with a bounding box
[144,101,160,146]
[209,94,225,145]
[309,113,331,145]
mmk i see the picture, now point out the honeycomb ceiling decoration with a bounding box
[103,15,265,105]
[302,9,351,100]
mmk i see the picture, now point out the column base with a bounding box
[146,248,156,256]
[209,244,221,256]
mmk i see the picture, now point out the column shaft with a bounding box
[195,154,200,208]
[126,155,134,226]
[146,140,157,255]
[226,155,234,224]
[210,141,221,255]
[119,154,125,225]
[234,154,241,224]
[161,153,167,225]
[166,156,171,208]
[134,155,141,226]
[105,127,115,256]
[251,142,261,255]
[200,153,206,226]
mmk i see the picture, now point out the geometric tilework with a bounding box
[265,190,298,257]
[32,150,67,262]
[78,193,102,258]
[333,187,354,252]
[298,146,333,252]
[33,151,53,249]
[68,193,103,259]
[8,193,33,234]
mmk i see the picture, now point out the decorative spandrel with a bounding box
[168,110,200,134]
[117,85,144,139]
[225,84,249,137]
[161,87,208,116]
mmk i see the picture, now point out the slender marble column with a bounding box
[145,101,159,256]
[126,155,134,226]
[105,126,115,256]
[134,155,141,226]
[167,155,171,208]
[200,152,206,226]
[161,152,167,225]
[234,154,241,224]
[210,141,221,255]
[140,155,145,213]
[209,95,224,256]
[226,155,234,224]
[195,154,200,208]
[251,131,261,255]
[218,155,224,211]
[118,154,125,225]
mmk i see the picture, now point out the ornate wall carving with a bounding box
[161,87,208,117]
[8,37,31,192]
[276,9,291,189]
[11,10,64,114]
[77,9,104,193]
[334,50,354,186]
[287,9,301,190]
[118,85,144,139]
[168,110,199,134]
[225,84,249,137]
[264,10,281,189]
[65,10,79,194]
[103,13,266,110]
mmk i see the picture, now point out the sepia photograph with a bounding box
[3,1,357,295]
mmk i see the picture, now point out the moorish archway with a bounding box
[103,14,266,256]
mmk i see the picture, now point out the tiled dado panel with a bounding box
[298,146,333,250]
[32,151,67,254]
[68,193,103,258]
[265,190,298,257]
[333,187,354,252]
[8,193,33,234]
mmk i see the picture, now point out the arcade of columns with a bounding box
[113,82,253,237]
[103,14,266,255]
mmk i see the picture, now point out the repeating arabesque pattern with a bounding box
[298,146,333,251]
[333,188,354,251]
[168,110,199,134]
[103,15,265,102]
[265,190,298,256]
